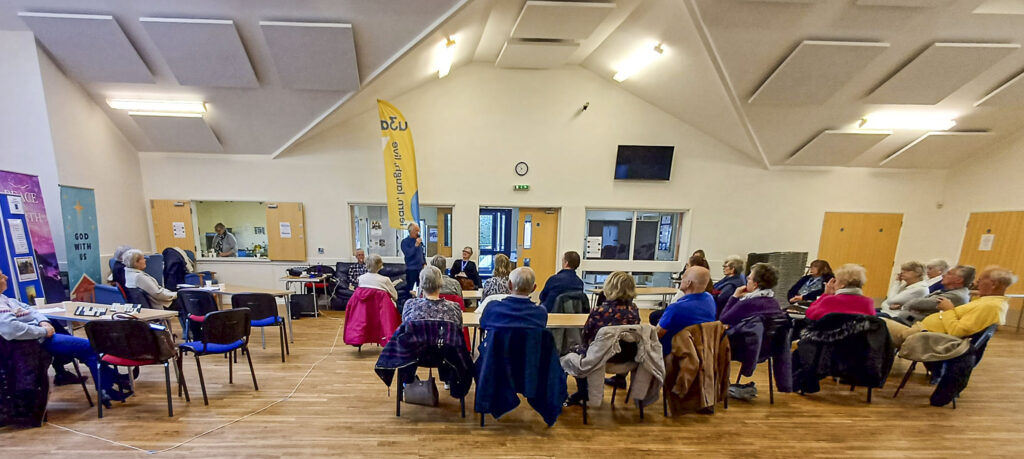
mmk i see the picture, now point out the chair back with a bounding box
[202,309,252,346]
[231,293,279,321]
[969,324,998,367]
[552,290,590,314]
[144,254,164,286]
[124,287,153,309]
[94,284,126,304]
[439,294,466,311]
[606,340,639,364]
[178,289,219,317]
[85,320,161,361]
[759,314,792,362]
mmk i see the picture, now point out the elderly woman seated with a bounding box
[430,255,463,297]
[401,266,463,326]
[123,249,177,309]
[879,261,929,316]
[804,264,876,320]
[714,255,747,313]
[788,259,833,304]
[482,253,513,300]
[357,254,398,302]
[720,262,785,327]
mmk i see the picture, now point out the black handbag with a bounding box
[402,369,439,407]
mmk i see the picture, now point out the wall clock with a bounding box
[515,161,529,176]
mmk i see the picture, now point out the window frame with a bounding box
[583,208,686,262]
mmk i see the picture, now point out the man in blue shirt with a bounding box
[480,267,548,329]
[400,223,426,295]
[539,251,585,312]
[657,266,716,355]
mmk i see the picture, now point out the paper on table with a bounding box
[37,307,67,314]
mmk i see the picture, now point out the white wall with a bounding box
[0,31,65,263]
[35,48,151,275]
[141,64,953,289]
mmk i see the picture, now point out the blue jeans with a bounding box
[43,333,117,394]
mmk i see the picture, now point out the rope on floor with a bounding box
[47,318,345,455]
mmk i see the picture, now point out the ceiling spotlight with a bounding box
[613,43,665,82]
[859,111,957,131]
[437,37,456,79]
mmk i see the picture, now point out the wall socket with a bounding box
[317,247,325,254]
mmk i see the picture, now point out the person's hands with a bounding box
[733,285,749,298]
[789,295,803,303]
[40,322,55,338]
[890,303,902,310]
[415,237,422,247]
[937,298,955,311]
[824,278,838,296]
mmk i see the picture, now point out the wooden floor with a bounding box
[4,310,1024,458]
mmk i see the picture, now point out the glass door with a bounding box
[478,208,512,276]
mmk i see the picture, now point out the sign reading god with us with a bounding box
[60,185,101,302]
[377,99,420,229]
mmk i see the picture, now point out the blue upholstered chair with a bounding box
[231,293,289,362]
[178,309,257,405]
[94,284,126,305]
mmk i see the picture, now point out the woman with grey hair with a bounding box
[123,249,177,309]
[714,254,746,314]
[880,260,929,315]
[430,255,463,297]
[357,253,398,301]
[109,244,134,286]
[925,259,949,292]
[401,266,462,325]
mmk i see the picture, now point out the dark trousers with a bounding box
[405,269,421,295]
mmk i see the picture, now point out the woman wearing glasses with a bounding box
[449,246,481,289]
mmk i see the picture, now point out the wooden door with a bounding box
[817,212,903,298]
[266,202,306,261]
[437,208,453,257]
[151,200,195,252]
[518,208,559,292]
[958,211,1024,295]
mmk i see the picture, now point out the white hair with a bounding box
[419,266,443,294]
[122,249,145,268]
[508,267,536,295]
[926,259,949,274]
[366,254,383,273]
[112,245,133,264]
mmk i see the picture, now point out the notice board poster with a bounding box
[60,185,101,302]
[0,170,65,301]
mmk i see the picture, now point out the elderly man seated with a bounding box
[891,265,974,325]
[886,267,1017,347]
[347,249,368,287]
[479,267,547,329]
[0,273,125,406]
[655,266,717,356]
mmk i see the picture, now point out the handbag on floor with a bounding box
[403,369,439,407]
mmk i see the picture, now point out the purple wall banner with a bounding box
[0,170,66,301]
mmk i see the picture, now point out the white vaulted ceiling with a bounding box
[1,0,466,155]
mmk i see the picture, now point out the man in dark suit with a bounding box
[539,251,585,312]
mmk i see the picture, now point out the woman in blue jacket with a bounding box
[787,259,834,304]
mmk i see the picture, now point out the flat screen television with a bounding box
[614,145,674,181]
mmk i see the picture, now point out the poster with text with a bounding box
[0,170,65,301]
[60,185,101,301]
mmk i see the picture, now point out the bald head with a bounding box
[680,266,710,294]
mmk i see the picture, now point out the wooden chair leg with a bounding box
[893,361,917,398]
[195,355,209,406]
[244,347,258,391]
[72,359,93,408]
[164,362,173,417]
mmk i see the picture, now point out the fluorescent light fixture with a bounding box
[437,37,456,78]
[613,43,665,82]
[107,99,206,115]
[127,111,203,118]
[859,111,957,131]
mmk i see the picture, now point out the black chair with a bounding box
[84,320,185,418]
[178,309,257,405]
[177,289,219,341]
[893,324,998,408]
[231,293,289,362]
[0,336,51,427]
[732,315,792,405]
[605,340,645,422]
[124,287,153,309]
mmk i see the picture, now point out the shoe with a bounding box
[563,391,586,407]
[604,375,627,389]
[53,371,88,386]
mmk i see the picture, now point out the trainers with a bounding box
[53,371,87,386]
[604,375,627,389]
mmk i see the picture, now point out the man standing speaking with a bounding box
[401,223,426,295]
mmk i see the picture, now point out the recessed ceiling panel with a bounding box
[880,132,992,168]
[976,69,1024,106]
[786,130,892,166]
[867,43,1019,104]
[974,0,1024,15]
[750,40,889,105]
[496,40,580,69]
[130,115,223,153]
[510,1,615,40]
[140,18,257,88]
[855,0,953,6]
[18,12,152,83]
[260,21,359,91]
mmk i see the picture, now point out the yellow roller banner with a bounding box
[377,99,420,229]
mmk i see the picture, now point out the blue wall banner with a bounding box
[60,185,101,302]
[1,193,45,302]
